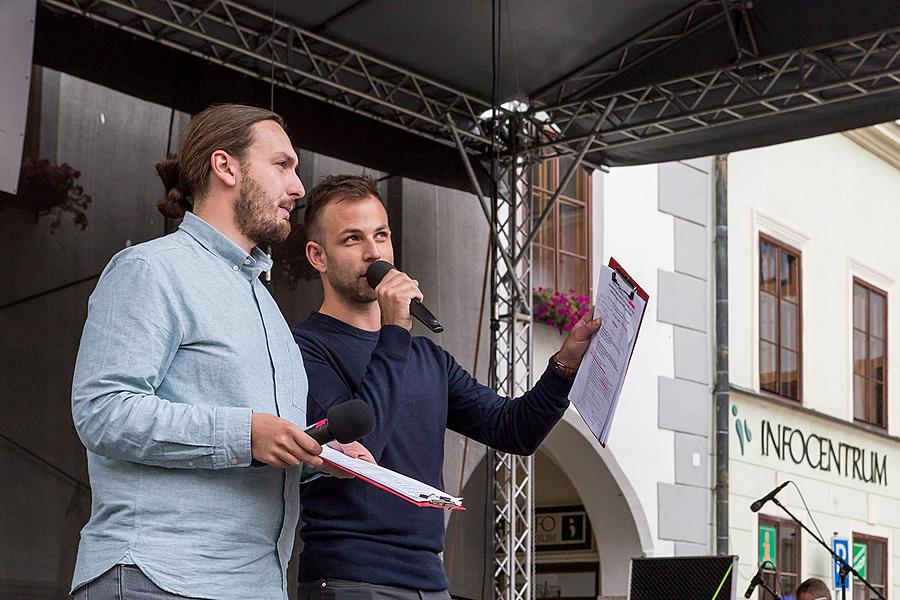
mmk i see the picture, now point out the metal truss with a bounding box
[532,0,760,107]
[485,116,536,600]
[530,25,900,159]
[45,0,900,165]
[450,110,539,600]
[449,112,604,599]
[42,0,499,148]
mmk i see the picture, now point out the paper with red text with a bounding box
[568,258,648,446]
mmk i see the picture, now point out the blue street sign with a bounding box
[833,536,850,589]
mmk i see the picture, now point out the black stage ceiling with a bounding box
[36,1,900,190]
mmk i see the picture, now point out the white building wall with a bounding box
[727,131,900,596]
[601,164,678,557]
[730,390,900,595]
[728,133,900,428]
[532,159,718,581]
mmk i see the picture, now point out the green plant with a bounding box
[15,158,92,232]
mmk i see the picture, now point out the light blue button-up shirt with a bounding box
[71,213,311,599]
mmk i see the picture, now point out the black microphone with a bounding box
[750,481,790,512]
[250,400,374,467]
[744,566,764,598]
[366,260,444,333]
[305,399,375,444]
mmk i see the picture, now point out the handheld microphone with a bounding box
[305,399,375,444]
[250,400,374,467]
[750,481,790,512]
[744,566,764,598]
[366,260,444,333]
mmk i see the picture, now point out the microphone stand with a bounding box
[752,561,782,600]
[756,578,782,600]
[771,497,885,600]
[838,563,852,600]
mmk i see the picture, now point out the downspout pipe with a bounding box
[714,155,730,555]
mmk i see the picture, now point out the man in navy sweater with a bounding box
[291,174,601,599]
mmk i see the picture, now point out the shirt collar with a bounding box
[179,212,273,280]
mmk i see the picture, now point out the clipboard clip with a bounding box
[419,493,460,507]
[611,269,637,300]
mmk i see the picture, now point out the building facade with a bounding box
[728,127,900,599]
[3,60,900,600]
[442,157,717,600]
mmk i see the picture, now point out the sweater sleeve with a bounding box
[294,325,412,460]
[444,349,572,455]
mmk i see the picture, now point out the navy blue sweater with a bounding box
[291,312,572,591]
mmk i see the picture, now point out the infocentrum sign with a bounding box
[759,419,888,486]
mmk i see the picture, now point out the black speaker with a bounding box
[628,555,738,600]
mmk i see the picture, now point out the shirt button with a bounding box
[231,457,239,465]
[244,258,252,265]
[232,265,239,271]
[187,461,194,467]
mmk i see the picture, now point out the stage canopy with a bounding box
[36,0,900,189]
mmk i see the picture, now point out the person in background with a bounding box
[796,577,832,600]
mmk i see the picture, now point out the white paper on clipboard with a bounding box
[567,259,648,446]
[320,445,464,510]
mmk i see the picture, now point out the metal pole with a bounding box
[772,498,885,600]
[489,114,536,600]
[714,154,730,555]
[453,111,592,600]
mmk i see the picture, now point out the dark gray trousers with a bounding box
[72,565,195,599]
[298,579,451,600]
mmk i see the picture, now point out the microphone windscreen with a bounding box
[326,399,376,443]
[365,260,395,290]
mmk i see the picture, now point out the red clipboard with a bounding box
[608,256,650,360]
[320,448,465,511]
[587,257,649,447]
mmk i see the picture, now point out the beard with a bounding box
[323,258,378,305]
[234,172,291,246]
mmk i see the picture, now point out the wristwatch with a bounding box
[549,352,579,379]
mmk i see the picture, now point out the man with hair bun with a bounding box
[70,104,372,600]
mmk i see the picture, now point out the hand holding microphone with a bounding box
[366,260,443,333]
[251,399,375,468]
[307,399,377,477]
[305,399,376,444]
